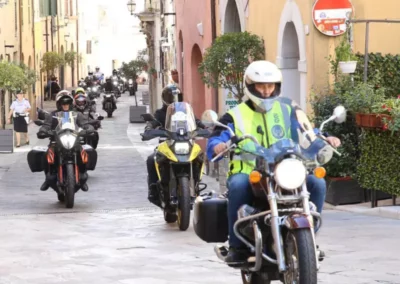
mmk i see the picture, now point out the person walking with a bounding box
[7,89,31,147]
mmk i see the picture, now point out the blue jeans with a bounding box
[226,173,326,248]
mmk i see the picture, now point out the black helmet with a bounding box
[162,84,183,106]
[55,90,74,111]
[112,69,118,75]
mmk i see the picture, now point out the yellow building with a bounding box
[218,0,400,112]
[0,0,21,126]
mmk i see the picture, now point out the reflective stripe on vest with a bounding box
[227,101,292,176]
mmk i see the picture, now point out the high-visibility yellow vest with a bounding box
[227,101,292,176]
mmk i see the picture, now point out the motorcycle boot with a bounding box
[80,172,89,192]
[41,172,57,191]
[225,247,250,266]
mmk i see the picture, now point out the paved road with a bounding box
[0,87,400,283]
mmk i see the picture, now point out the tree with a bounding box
[120,59,147,79]
[64,51,77,66]
[41,52,65,75]
[198,32,265,102]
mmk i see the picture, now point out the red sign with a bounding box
[312,0,354,36]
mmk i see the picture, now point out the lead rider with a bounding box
[206,60,341,264]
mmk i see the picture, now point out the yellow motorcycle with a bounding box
[141,102,210,231]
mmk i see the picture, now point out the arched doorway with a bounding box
[224,0,242,33]
[280,23,300,104]
[70,43,75,86]
[179,30,184,93]
[190,44,205,118]
[276,0,307,110]
[60,46,65,89]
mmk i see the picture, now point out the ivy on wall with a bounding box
[354,52,400,98]
[357,129,400,195]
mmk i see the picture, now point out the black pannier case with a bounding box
[27,146,48,172]
[82,144,98,171]
[193,192,229,243]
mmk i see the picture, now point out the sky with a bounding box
[82,0,147,75]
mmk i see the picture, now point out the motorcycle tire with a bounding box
[283,229,317,284]
[177,176,191,231]
[241,271,270,284]
[65,164,76,209]
[107,111,112,118]
[163,209,177,223]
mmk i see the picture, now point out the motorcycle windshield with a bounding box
[55,111,79,132]
[165,102,197,134]
[240,138,327,164]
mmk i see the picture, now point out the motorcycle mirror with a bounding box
[97,116,104,121]
[201,110,218,127]
[34,120,44,126]
[333,105,347,124]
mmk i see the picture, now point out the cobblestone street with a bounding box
[0,87,399,283]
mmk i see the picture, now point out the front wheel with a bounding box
[177,176,191,231]
[241,271,270,284]
[284,229,317,284]
[107,111,112,118]
[65,164,76,208]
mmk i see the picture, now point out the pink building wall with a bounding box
[175,1,214,118]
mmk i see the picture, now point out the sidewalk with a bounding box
[325,198,400,220]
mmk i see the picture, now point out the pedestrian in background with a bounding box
[7,89,31,147]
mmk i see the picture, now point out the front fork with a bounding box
[268,182,317,273]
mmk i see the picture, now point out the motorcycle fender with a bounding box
[157,142,178,162]
[284,213,313,230]
[189,143,201,162]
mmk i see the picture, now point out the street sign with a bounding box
[312,0,354,37]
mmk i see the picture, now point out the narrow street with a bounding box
[0,87,399,283]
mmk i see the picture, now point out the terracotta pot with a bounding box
[355,113,392,128]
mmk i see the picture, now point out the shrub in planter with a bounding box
[311,82,365,205]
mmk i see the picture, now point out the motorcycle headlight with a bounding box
[174,142,190,155]
[93,87,98,92]
[88,87,91,91]
[105,94,111,98]
[128,79,133,84]
[274,158,306,190]
[113,82,118,86]
[60,133,77,149]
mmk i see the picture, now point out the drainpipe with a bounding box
[76,0,79,80]
[210,0,218,112]
[18,0,22,62]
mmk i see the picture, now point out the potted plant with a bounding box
[311,85,366,205]
[335,36,358,74]
[342,79,386,128]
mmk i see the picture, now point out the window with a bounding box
[86,41,92,54]
[14,0,17,37]
[39,0,57,17]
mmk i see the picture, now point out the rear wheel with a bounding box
[65,164,76,208]
[177,176,191,231]
[284,229,317,284]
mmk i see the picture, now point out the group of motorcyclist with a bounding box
[142,60,342,266]
[34,60,342,276]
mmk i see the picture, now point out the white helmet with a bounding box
[244,60,283,112]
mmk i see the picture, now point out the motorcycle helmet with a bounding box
[112,69,118,75]
[75,87,86,95]
[243,60,283,112]
[56,90,74,111]
[162,84,183,106]
[74,93,88,111]
[95,66,100,71]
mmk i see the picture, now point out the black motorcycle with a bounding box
[102,92,116,118]
[28,111,98,208]
[193,103,347,284]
